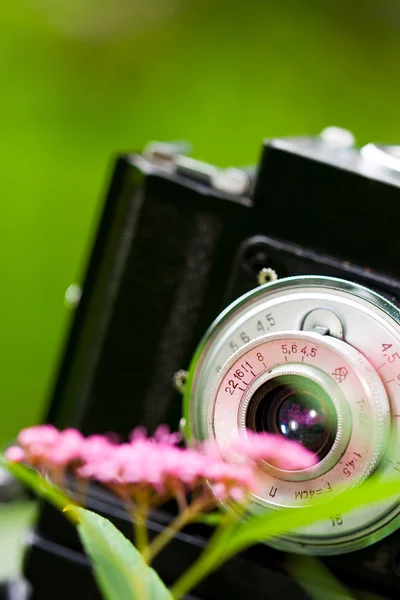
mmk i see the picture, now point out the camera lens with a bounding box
[246,374,337,461]
[189,276,397,551]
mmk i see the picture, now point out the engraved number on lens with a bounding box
[185,276,400,555]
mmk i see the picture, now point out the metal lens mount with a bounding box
[184,276,400,554]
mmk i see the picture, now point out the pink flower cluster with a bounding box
[6,425,84,469]
[233,431,318,471]
[5,425,317,504]
[76,436,256,502]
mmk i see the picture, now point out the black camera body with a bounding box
[24,131,400,598]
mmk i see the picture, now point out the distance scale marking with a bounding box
[210,321,400,482]
[210,333,382,521]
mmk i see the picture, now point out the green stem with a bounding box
[203,503,246,556]
[145,497,212,564]
[170,510,240,599]
[170,545,222,600]
[172,476,400,599]
[133,502,149,559]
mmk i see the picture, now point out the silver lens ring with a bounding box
[184,276,400,554]
[237,361,350,483]
[210,330,389,506]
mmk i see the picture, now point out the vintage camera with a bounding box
[23,129,400,598]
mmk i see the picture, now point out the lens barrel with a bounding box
[246,374,337,461]
[185,276,400,553]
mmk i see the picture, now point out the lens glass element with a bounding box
[246,374,337,462]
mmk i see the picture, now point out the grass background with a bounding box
[1,0,400,446]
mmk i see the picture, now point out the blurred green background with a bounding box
[1,0,400,447]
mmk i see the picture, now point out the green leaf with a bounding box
[75,507,173,600]
[194,512,224,526]
[1,456,172,599]
[0,455,76,521]
[171,475,400,599]
[212,474,400,565]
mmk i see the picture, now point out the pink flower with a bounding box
[129,427,147,442]
[50,429,84,467]
[5,445,25,463]
[7,424,317,510]
[204,460,256,495]
[153,425,181,446]
[11,425,85,470]
[18,425,59,448]
[129,425,181,446]
[74,432,256,504]
[161,447,200,485]
[80,435,115,463]
[78,459,121,484]
[75,429,315,503]
[233,430,317,471]
[16,425,61,465]
[212,482,246,502]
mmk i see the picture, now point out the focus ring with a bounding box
[322,335,390,480]
[209,331,391,510]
